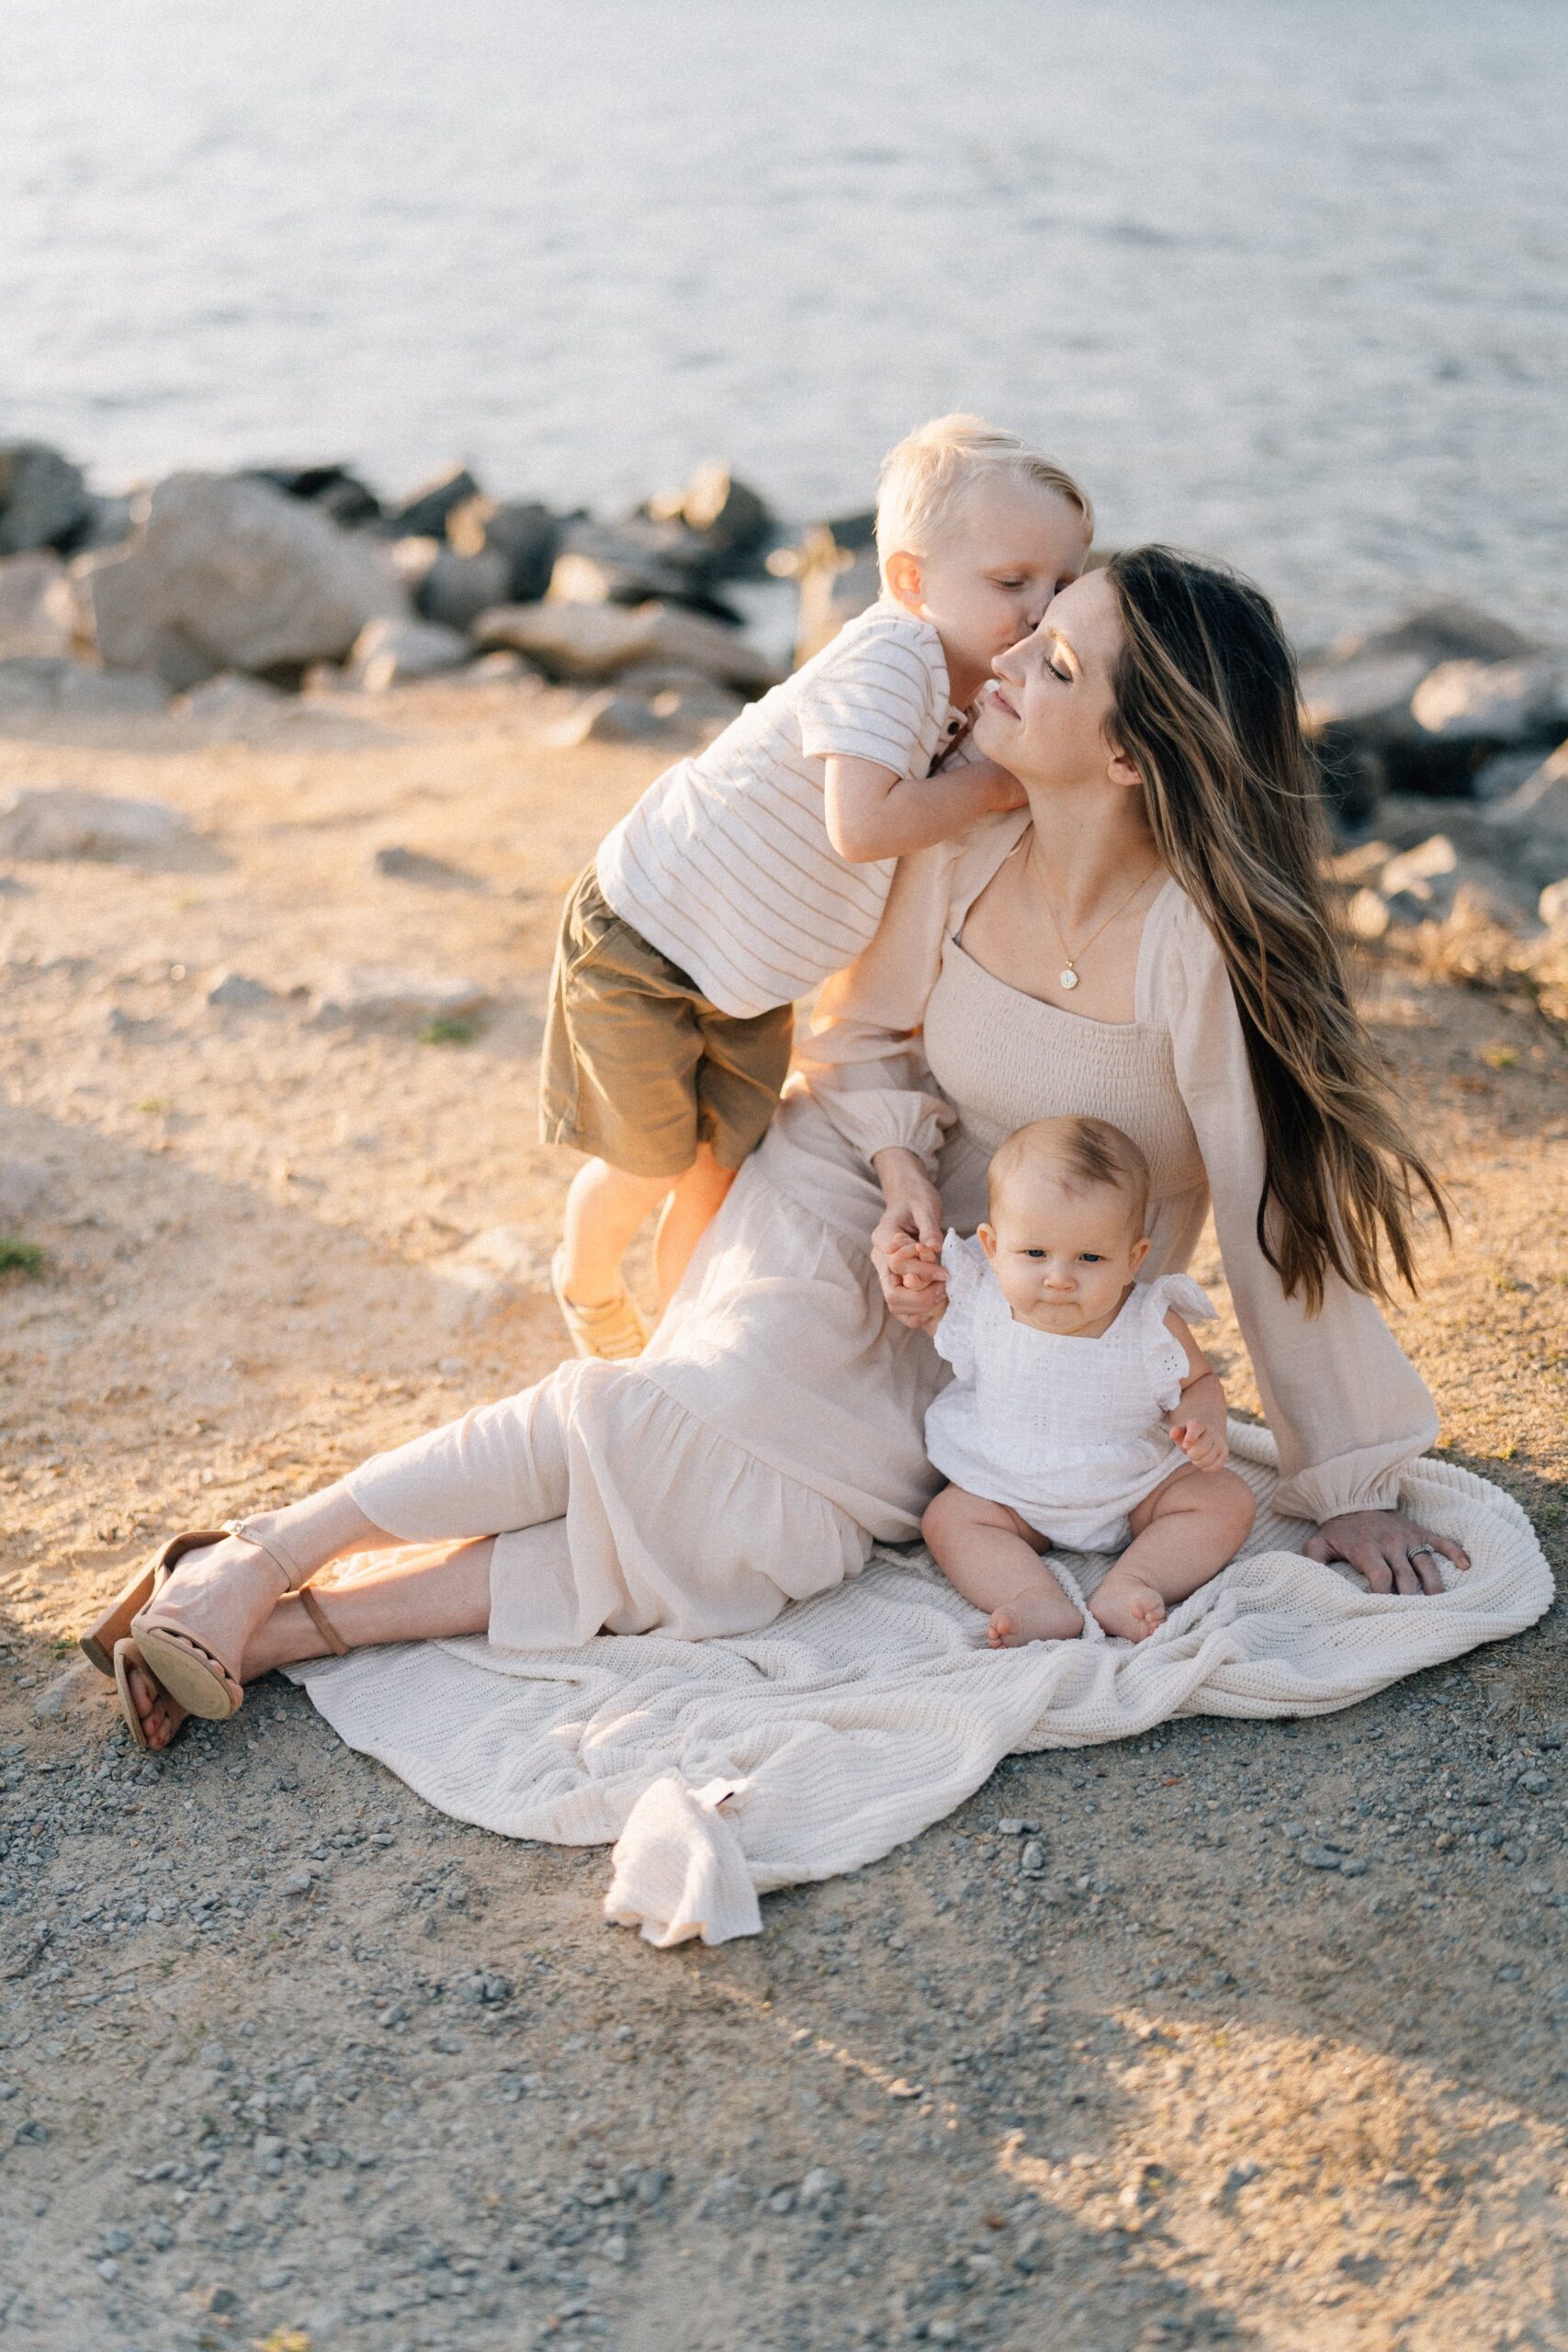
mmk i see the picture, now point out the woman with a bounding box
[89,549,1468,1752]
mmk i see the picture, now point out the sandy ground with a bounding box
[0,672,1564,2352]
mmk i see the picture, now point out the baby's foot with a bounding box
[1090,1573,1168,1644]
[987,1585,1083,1647]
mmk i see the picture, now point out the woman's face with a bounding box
[972,567,1128,796]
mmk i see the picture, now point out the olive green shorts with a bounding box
[540,865,795,1180]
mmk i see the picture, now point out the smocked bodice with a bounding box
[921,933,1206,1203]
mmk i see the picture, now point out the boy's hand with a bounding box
[962,754,1027,815]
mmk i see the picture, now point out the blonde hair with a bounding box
[874,413,1092,586]
[988,1115,1151,1237]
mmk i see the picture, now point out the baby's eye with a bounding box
[994,576,1025,591]
[1078,1252,1104,1263]
[1022,1248,1047,1259]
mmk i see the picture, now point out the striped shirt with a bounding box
[595,603,965,1018]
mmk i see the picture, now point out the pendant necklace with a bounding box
[1036,859,1162,993]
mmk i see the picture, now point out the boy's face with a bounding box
[980,1164,1149,1335]
[888,479,1090,707]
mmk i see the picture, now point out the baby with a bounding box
[542,414,1093,1358]
[917,1115,1257,1645]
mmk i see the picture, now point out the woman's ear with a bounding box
[884,549,924,616]
[1106,743,1143,792]
[977,1222,998,1262]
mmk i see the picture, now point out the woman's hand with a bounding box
[870,1148,948,1330]
[1304,1510,1471,1596]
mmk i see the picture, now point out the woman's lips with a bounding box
[984,683,1019,718]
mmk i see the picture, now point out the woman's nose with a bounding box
[992,633,1032,684]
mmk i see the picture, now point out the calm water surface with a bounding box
[3,0,1564,644]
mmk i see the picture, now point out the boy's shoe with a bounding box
[551,1248,651,1362]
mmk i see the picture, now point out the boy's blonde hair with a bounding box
[988,1115,1150,1236]
[875,413,1092,586]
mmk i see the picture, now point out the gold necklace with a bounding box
[1033,854,1163,992]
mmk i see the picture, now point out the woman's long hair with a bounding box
[1104,546,1445,1311]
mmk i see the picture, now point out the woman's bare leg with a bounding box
[124,1537,495,1749]
[130,1484,406,1695]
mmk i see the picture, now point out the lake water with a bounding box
[4,0,1565,646]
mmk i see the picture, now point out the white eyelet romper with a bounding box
[924,1232,1217,1554]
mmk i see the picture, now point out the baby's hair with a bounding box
[988,1115,1151,1236]
[875,413,1093,587]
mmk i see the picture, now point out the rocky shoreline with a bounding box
[4,436,1567,1056]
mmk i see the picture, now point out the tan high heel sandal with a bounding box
[127,1518,310,1723]
[80,1530,230,1678]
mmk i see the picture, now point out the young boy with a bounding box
[542,414,1093,1358]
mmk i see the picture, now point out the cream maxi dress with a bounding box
[345,810,1438,1646]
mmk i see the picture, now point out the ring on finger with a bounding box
[1406,1544,1440,1566]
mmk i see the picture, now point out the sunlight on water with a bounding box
[2,0,1564,644]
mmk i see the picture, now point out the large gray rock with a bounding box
[344,615,469,690]
[415,546,511,633]
[0,785,188,861]
[1299,650,1433,741]
[382,464,481,541]
[0,656,167,717]
[0,553,73,659]
[73,471,405,687]
[447,497,560,604]
[1483,741,1568,842]
[549,518,738,619]
[476,598,779,694]
[1330,601,1539,669]
[1408,657,1568,749]
[646,463,774,566]
[0,445,92,556]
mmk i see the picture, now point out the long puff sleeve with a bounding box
[1156,892,1438,1522]
[797,810,1029,1176]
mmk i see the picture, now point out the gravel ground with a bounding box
[0,673,1564,2352]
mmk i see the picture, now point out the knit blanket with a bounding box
[289,1425,1552,1947]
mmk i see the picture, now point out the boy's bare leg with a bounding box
[922,1484,1083,1648]
[558,1157,675,1306]
[125,1538,495,1750]
[653,1143,735,1306]
[1090,1464,1256,1644]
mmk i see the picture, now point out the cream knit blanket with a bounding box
[289,1425,1552,1948]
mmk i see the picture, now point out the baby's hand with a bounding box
[1169,1410,1228,1474]
[882,1238,949,1332]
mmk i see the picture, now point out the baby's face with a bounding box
[980,1166,1148,1335]
[896,478,1089,706]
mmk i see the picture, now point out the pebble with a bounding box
[1298,1846,1344,1871]
[996,1819,1040,1838]
[281,1869,315,1897]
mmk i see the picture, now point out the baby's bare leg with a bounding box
[1090,1464,1256,1643]
[921,1485,1082,1648]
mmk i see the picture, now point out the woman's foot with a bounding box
[987,1582,1083,1646]
[1090,1570,1168,1643]
[132,1525,297,1708]
[118,1641,188,1752]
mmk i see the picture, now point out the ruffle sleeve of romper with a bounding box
[932,1230,987,1379]
[1141,1272,1217,1412]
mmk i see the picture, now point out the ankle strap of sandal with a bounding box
[222,1517,304,1592]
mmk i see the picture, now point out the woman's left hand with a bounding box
[1304,1510,1471,1595]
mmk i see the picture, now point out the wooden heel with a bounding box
[78,1528,229,1677]
[80,1565,156,1677]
